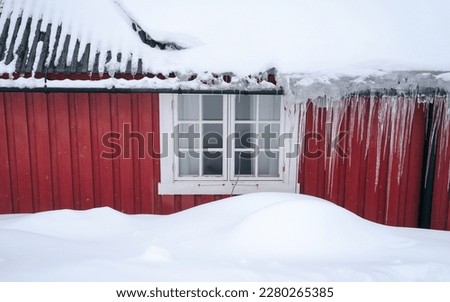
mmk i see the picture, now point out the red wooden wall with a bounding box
[298,96,450,230]
[430,97,450,230]
[0,92,449,230]
[0,92,231,214]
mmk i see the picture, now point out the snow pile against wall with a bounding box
[2,193,450,281]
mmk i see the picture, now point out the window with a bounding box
[159,94,299,195]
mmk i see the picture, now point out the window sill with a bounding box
[158,181,299,195]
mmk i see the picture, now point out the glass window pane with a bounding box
[258,151,279,177]
[203,152,223,176]
[202,95,223,121]
[259,95,281,121]
[203,124,223,149]
[259,123,280,149]
[178,95,199,120]
[235,124,256,149]
[235,95,256,120]
[179,152,199,176]
[177,123,200,149]
[235,151,255,176]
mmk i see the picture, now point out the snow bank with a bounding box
[1,193,450,281]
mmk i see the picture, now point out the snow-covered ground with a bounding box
[1,193,450,281]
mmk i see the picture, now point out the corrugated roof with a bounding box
[0,0,183,76]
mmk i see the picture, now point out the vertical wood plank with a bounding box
[404,103,426,227]
[0,93,13,213]
[152,94,162,214]
[431,97,450,230]
[117,93,135,213]
[161,195,175,214]
[131,93,142,213]
[33,93,53,211]
[94,93,115,208]
[68,93,81,209]
[138,93,154,213]
[52,93,74,209]
[356,98,370,218]
[74,93,95,210]
[181,195,196,210]
[315,108,326,199]
[10,92,33,212]
[110,93,122,212]
[25,93,40,212]
[345,99,362,214]
[302,101,319,196]
[364,100,380,222]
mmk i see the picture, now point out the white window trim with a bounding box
[158,94,300,195]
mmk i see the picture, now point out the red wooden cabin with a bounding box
[0,1,449,230]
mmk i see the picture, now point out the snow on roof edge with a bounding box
[1,71,449,103]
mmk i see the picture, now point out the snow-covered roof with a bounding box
[0,0,450,96]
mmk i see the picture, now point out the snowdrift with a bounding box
[1,193,450,281]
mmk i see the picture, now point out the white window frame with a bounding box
[158,94,300,195]
[173,95,228,181]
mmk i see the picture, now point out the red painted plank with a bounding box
[379,102,394,225]
[89,93,101,208]
[10,93,34,213]
[110,93,122,212]
[336,104,349,207]
[138,93,154,214]
[131,94,142,213]
[181,195,196,210]
[89,93,101,207]
[51,93,74,209]
[200,195,216,205]
[404,103,426,227]
[25,93,40,212]
[315,108,326,199]
[174,195,182,212]
[356,98,370,217]
[345,99,363,214]
[364,99,381,222]
[302,101,319,196]
[47,93,61,209]
[32,93,54,212]
[4,93,20,212]
[68,94,81,209]
[152,94,162,214]
[74,93,95,210]
[161,195,175,214]
[0,93,13,213]
[432,98,450,230]
[117,93,135,213]
[94,93,115,209]
[397,101,415,226]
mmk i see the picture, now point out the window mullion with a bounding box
[225,95,231,181]
[199,96,204,177]
[255,95,259,178]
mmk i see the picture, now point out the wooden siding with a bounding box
[0,91,231,214]
[0,92,449,231]
[298,96,449,229]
